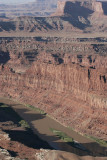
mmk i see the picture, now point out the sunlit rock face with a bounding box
[0,37,106,140]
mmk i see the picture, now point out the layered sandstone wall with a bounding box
[0,38,107,140]
[0,62,107,139]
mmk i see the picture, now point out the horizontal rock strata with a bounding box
[0,38,106,140]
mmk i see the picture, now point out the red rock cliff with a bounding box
[54,0,104,16]
[0,38,106,140]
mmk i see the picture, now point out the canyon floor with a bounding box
[0,98,107,160]
[0,33,107,159]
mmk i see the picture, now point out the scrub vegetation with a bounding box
[26,104,46,115]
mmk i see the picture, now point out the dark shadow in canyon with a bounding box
[52,54,64,64]
[0,146,17,157]
[30,17,53,32]
[0,21,16,31]
[0,103,46,123]
[0,51,10,64]
[7,150,17,157]
[62,1,93,30]
[5,129,52,150]
[102,2,107,15]
[24,50,38,63]
[0,103,23,123]
[4,129,107,157]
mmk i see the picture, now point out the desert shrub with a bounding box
[19,120,30,128]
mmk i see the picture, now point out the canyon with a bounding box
[0,0,107,159]
[0,0,107,33]
[0,36,106,140]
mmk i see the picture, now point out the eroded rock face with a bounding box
[55,0,104,16]
[0,1,107,33]
[0,37,106,140]
[92,1,103,14]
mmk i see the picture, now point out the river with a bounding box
[0,97,106,157]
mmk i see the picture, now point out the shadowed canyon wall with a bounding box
[0,37,107,140]
[55,0,106,16]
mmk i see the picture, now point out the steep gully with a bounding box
[0,37,106,141]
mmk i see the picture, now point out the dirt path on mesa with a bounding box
[0,97,106,157]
